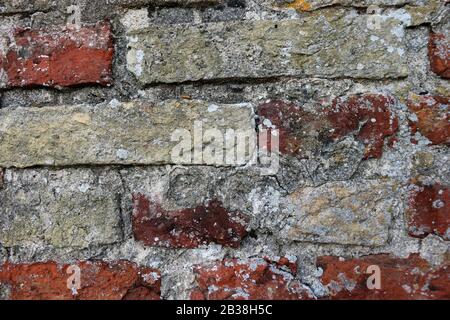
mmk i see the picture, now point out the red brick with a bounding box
[266,256,298,275]
[326,94,399,159]
[429,32,450,79]
[257,94,398,159]
[258,100,325,156]
[0,260,160,300]
[132,194,249,249]
[408,95,450,145]
[317,254,450,300]
[191,257,314,300]
[407,180,449,240]
[0,22,113,88]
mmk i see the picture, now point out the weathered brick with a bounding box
[0,100,254,168]
[258,100,329,156]
[408,94,450,146]
[0,260,160,300]
[258,94,398,159]
[126,10,408,84]
[0,22,113,88]
[407,180,449,240]
[132,194,249,248]
[282,180,397,246]
[191,258,314,300]
[429,32,450,79]
[317,254,450,300]
[327,94,399,159]
[0,169,123,248]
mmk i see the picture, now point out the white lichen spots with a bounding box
[420,235,448,266]
[116,149,129,160]
[135,50,145,77]
[388,9,412,26]
[142,271,160,283]
[385,9,411,39]
[402,284,412,294]
[108,98,121,108]
[127,48,145,77]
[78,184,90,193]
[120,9,150,33]
[337,273,356,291]
[0,71,7,88]
[327,280,343,294]
[432,200,444,209]
[262,118,275,129]
[207,285,219,293]
[44,159,55,165]
[207,104,218,112]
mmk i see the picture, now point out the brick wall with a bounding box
[0,0,448,300]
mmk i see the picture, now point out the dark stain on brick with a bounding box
[132,194,249,248]
[257,100,332,157]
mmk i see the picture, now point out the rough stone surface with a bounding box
[282,180,398,246]
[0,0,52,14]
[126,9,408,84]
[0,169,123,248]
[317,254,450,300]
[0,100,254,168]
[0,260,161,300]
[0,0,449,301]
[0,22,114,88]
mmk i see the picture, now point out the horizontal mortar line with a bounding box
[0,162,253,171]
[0,73,409,97]
[291,3,429,12]
[0,75,409,100]
[286,238,391,249]
[0,9,53,17]
[139,74,410,89]
[0,81,115,94]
